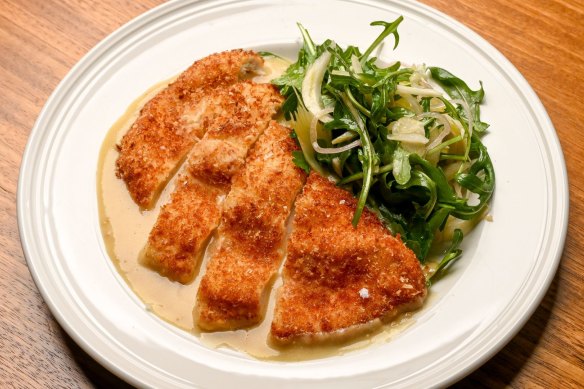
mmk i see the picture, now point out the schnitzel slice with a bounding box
[116,49,263,209]
[141,82,283,284]
[271,173,427,344]
[195,122,306,331]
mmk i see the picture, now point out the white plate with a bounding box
[18,0,568,387]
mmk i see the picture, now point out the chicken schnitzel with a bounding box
[196,122,306,331]
[116,50,263,209]
[271,173,427,344]
[140,82,283,284]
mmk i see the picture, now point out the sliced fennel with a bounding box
[271,17,495,277]
[301,51,333,123]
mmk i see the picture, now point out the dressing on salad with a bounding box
[271,16,495,283]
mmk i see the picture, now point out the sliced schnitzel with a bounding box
[116,50,263,209]
[271,173,427,344]
[196,122,306,331]
[141,82,283,284]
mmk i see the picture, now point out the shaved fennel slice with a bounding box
[350,54,363,74]
[409,64,432,89]
[397,84,443,97]
[332,131,359,145]
[387,133,429,144]
[388,117,429,145]
[289,106,329,176]
[302,51,333,123]
[311,108,361,154]
[416,112,452,151]
[400,93,423,114]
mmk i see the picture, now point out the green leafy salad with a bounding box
[270,16,495,283]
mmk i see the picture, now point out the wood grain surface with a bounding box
[1,0,582,387]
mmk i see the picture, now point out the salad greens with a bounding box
[271,17,495,282]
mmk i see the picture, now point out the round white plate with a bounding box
[18,0,568,387]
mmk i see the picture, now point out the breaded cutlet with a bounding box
[195,122,306,331]
[271,173,427,345]
[116,49,263,209]
[141,82,283,284]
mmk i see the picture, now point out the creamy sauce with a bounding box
[97,57,422,361]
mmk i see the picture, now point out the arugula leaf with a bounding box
[451,136,495,219]
[292,150,311,174]
[395,169,437,219]
[280,93,299,121]
[272,17,495,283]
[392,146,411,185]
[429,67,490,133]
[428,228,464,285]
[272,54,307,90]
[360,17,404,62]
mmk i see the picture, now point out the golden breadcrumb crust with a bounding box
[117,49,427,346]
[270,173,427,344]
[141,82,283,284]
[196,122,306,331]
[116,50,263,209]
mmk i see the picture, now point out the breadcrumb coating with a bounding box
[270,173,427,344]
[196,122,306,331]
[116,49,263,209]
[117,49,427,345]
[141,82,283,284]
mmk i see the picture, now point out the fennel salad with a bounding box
[270,16,495,283]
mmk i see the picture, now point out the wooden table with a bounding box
[1,0,582,387]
